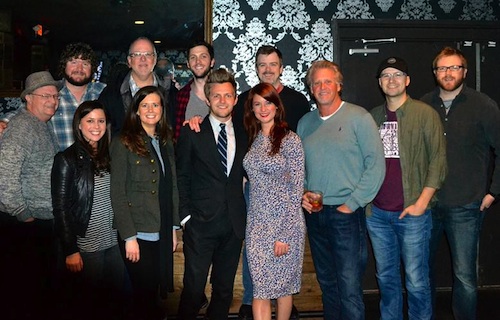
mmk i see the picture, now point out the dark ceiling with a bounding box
[0,0,206,51]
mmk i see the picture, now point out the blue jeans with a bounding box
[366,205,432,320]
[241,244,253,305]
[429,201,485,320]
[241,180,253,305]
[305,205,367,320]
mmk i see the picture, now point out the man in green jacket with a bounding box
[367,57,447,320]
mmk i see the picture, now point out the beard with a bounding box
[193,67,211,79]
[65,72,92,86]
[437,74,465,92]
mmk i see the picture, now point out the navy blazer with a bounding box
[176,118,247,239]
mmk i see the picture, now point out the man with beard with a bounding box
[421,47,500,320]
[173,40,215,140]
[0,43,105,150]
[52,42,106,150]
[99,37,174,137]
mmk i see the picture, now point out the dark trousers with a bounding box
[178,218,243,320]
[0,215,56,320]
[119,238,162,320]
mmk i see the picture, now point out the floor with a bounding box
[173,288,500,319]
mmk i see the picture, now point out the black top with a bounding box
[421,85,500,206]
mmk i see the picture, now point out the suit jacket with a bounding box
[176,118,247,239]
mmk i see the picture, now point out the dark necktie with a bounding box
[217,123,227,175]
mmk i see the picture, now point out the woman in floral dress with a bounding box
[243,82,306,320]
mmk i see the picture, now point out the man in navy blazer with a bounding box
[176,68,247,319]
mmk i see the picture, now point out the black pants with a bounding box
[119,237,163,320]
[177,218,243,320]
[0,215,56,320]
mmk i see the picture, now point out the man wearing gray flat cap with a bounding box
[0,71,61,319]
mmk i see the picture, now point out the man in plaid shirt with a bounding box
[51,42,106,150]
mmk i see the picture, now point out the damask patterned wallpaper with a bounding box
[212,0,500,96]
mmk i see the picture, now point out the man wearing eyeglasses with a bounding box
[368,57,447,320]
[0,71,61,319]
[0,43,105,151]
[99,36,174,136]
[421,47,500,320]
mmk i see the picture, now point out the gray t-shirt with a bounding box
[184,90,209,120]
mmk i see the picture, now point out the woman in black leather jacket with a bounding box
[51,100,125,318]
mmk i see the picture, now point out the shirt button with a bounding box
[152,169,156,173]
[152,179,157,183]
[151,190,156,194]
[150,159,155,163]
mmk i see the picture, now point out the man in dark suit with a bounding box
[176,68,247,319]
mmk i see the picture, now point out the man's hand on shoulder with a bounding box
[0,120,8,135]
[183,115,204,133]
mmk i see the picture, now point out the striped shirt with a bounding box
[77,172,118,253]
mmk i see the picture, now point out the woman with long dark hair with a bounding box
[110,85,179,319]
[243,83,306,320]
[51,100,125,318]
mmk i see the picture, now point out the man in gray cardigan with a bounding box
[0,71,61,319]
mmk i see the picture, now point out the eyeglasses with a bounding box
[380,72,406,80]
[30,93,60,100]
[434,65,464,73]
[128,52,156,59]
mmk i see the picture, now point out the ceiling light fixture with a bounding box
[134,20,145,25]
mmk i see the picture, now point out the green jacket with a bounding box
[110,136,179,240]
[370,97,447,209]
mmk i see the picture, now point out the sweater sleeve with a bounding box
[0,121,31,220]
[344,112,386,211]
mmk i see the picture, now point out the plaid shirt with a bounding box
[50,81,106,151]
[174,79,194,140]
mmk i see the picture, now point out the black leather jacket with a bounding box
[51,141,95,256]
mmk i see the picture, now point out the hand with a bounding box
[0,120,7,135]
[480,193,495,211]
[182,115,203,133]
[302,192,314,213]
[23,217,35,223]
[399,203,426,219]
[66,252,84,272]
[274,241,290,257]
[336,204,353,214]
[172,229,179,252]
[125,239,140,263]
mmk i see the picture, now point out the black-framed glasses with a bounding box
[30,93,60,100]
[128,52,156,59]
[434,65,464,73]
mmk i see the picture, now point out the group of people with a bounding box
[0,36,498,320]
